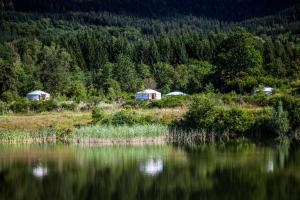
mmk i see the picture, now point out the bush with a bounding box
[267,101,290,136]
[61,102,77,111]
[150,96,190,108]
[179,97,218,130]
[111,111,137,126]
[215,108,255,134]
[29,99,59,112]
[122,99,150,109]
[10,99,29,113]
[92,106,105,123]
[178,97,256,136]
[268,95,300,129]
[0,101,8,114]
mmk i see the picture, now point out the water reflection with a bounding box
[0,142,298,200]
[139,157,163,176]
[33,164,48,178]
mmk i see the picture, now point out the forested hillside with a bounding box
[0,0,298,21]
[0,1,299,101]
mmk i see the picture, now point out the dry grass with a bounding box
[0,111,91,131]
[127,107,188,123]
[0,107,188,131]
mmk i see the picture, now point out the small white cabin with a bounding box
[166,91,186,96]
[26,90,50,101]
[135,89,161,100]
[255,87,274,96]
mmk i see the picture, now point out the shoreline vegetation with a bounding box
[1,93,300,145]
[0,1,299,146]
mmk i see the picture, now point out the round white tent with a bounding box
[135,89,161,100]
[166,91,186,96]
[26,90,50,101]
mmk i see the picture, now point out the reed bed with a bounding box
[0,129,56,143]
[72,124,169,139]
[168,128,219,145]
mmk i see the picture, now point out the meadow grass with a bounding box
[0,111,91,131]
[0,129,55,142]
[72,124,169,139]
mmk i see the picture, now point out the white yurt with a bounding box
[166,91,186,96]
[26,90,50,101]
[254,87,274,96]
[135,89,161,100]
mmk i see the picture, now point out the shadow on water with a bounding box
[0,141,299,200]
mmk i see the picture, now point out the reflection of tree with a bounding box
[0,143,299,199]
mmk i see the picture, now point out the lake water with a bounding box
[0,142,299,200]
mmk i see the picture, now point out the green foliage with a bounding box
[0,101,8,115]
[60,102,77,111]
[215,108,255,134]
[39,43,73,94]
[0,5,299,99]
[28,99,59,112]
[111,111,138,126]
[180,97,218,130]
[150,96,190,108]
[267,101,290,136]
[0,44,18,95]
[73,124,168,139]
[65,82,87,101]
[0,90,20,103]
[92,106,105,123]
[268,95,300,130]
[179,97,256,136]
[113,55,139,93]
[10,99,29,113]
[215,29,263,93]
[188,61,215,93]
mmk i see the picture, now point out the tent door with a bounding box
[150,93,156,99]
[40,94,46,100]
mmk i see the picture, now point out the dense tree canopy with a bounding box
[1,0,298,21]
[0,1,299,100]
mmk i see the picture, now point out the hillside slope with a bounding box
[0,0,298,21]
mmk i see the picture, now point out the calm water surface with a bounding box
[0,142,299,200]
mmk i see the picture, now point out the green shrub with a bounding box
[267,101,290,136]
[150,96,190,108]
[122,99,150,109]
[61,102,77,111]
[0,101,8,114]
[268,95,300,129]
[29,100,59,112]
[179,97,218,130]
[111,111,137,125]
[10,99,29,113]
[92,106,105,123]
[178,97,256,136]
[215,108,255,134]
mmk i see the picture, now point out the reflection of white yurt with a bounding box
[135,89,161,100]
[266,159,274,173]
[33,164,48,178]
[166,91,186,96]
[139,157,163,176]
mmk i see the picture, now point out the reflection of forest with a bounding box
[0,142,299,200]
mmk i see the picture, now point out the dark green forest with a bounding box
[0,1,299,101]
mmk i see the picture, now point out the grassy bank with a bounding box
[72,124,168,139]
[0,108,186,131]
[1,93,300,145]
[0,124,169,145]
